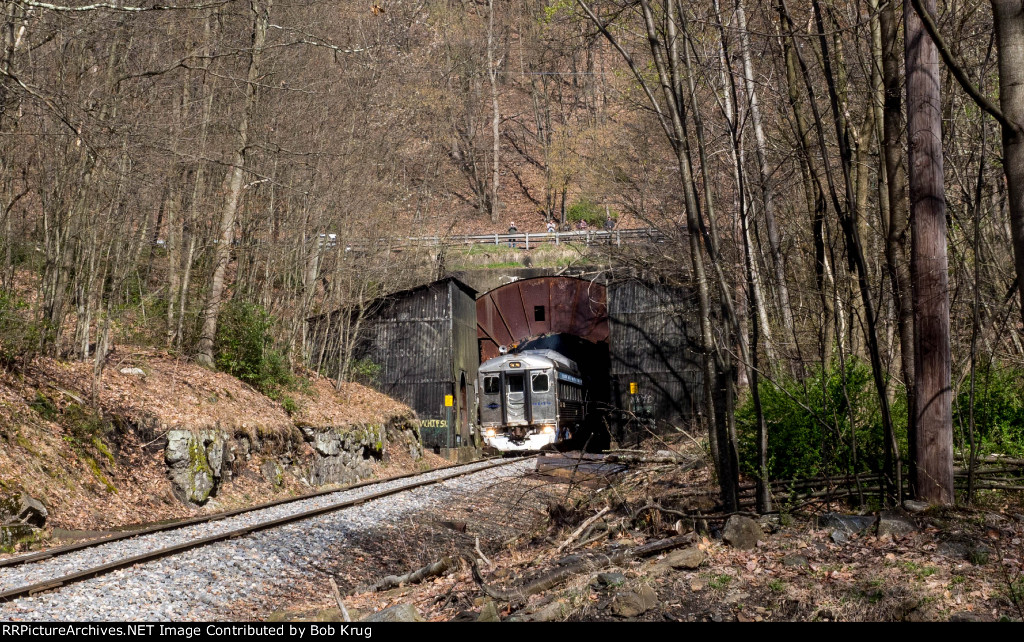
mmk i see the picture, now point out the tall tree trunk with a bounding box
[992,1,1024,327]
[196,0,269,368]
[906,0,953,504]
[576,0,739,510]
[879,0,917,493]
[487,0,501,223]
[734,0,794,364]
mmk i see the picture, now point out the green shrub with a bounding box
[347,357,381,387]
[566,199,617,227]
[954,360,1024,458]
[214,300,292,394]
[736,357,904,480]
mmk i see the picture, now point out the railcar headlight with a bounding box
[541,425,555,435]
[485,428,496,438]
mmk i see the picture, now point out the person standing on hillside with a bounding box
[546,219,556,233]
[507,221,517,248]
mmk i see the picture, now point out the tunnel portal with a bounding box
[310,273,703,456]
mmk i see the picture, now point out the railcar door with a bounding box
[505,373,528,425]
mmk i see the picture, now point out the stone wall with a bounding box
[163,412,423,506]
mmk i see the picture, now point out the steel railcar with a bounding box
[478,349,587,451]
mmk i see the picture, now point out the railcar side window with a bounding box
[532,373,549,393]
[484,377,499,394]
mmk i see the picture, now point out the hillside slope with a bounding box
[0,349,440,551]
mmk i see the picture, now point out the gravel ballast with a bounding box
[0,459,533,621]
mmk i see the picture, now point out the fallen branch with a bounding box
[328,578,351,622]
[576,521,624,549]
[475,537,493,569]
[470,533,695,604]
[360,557,454,594]
[556,506,610,553]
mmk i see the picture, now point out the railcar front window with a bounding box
[507,375,524,393]
[484,376,499,394]
[532,373,549,393]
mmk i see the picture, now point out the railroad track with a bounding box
[0,456,532,603]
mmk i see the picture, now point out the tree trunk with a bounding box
[487,0,501,224]
[992,1,1024,328]
[196,0,269,368]
[906,0,954,504]
[734,0,794,364]
[879,0,918,494]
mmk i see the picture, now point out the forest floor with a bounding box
[268,440,1024,623]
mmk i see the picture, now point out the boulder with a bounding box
[949,611,994,623]
[361,604,425,623]
[936,539,991,564]
[596,572,626,587]
[817,512,876,534]
[0,523,37,549]
[611,585,659,618]
[663,546,706,570]
[476,600,499,622]
[1,492,48,528]
[261,460,284,487]
[386,414,423,461]
[722,516,763,550]
[902,500,930,514]
[510,599,568,622]
[165,430,225,504]
[301,424,387,486]
[877,512,917,538]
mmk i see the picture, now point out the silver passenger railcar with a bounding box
[478,349,586,450]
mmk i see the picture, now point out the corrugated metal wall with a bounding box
[607,279,702,424]
[450,281,480,446]
[358,282,452,448]
[345,279,479,450]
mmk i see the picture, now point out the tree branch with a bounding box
[908,0,1023,137]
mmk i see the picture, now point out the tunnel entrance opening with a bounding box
[517,333,612,451]
[476,276,612,452]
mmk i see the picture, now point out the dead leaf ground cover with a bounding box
[256,439,1024,623]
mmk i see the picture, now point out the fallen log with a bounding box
[360,556,454,594]
[603,454,703,467]
[469,533,695,604]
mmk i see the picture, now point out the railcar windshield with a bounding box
[531,373,549,393]
[507,374,524,393]
[483,376,500,394]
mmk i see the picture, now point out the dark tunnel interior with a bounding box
[516,333,612,451]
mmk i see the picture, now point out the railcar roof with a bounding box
[480,349,580,374]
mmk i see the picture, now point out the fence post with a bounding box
[556,231,560,246]
[494,233,499,246]
[525,232,529,251]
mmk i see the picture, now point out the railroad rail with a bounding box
[0,455,532,602]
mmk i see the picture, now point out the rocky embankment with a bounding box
[0,350,432,551]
